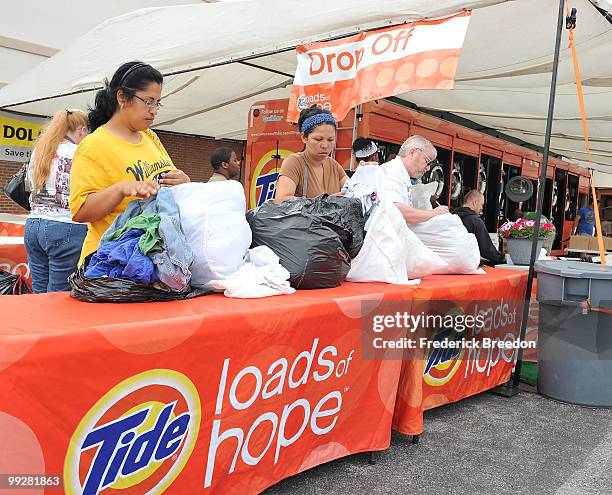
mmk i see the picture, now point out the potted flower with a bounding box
[498,218,556,265]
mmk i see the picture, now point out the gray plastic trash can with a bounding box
[535,261,612,407]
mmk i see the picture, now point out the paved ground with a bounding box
[264,388,612,495]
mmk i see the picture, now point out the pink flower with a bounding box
[524,220,535,227]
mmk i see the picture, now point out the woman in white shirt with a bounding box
[25,109,89,292]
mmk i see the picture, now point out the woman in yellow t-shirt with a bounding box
[70,62,190,264]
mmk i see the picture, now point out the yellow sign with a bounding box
[0,110,47,162]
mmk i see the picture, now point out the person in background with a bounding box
[24,109,90,292]
[70,61,190,265]
[349,137,379,176]
[208,147,241,182]
[379,135,448,224]
[574,198,595,236]
[453,189,505,265]
[275,105,348,203]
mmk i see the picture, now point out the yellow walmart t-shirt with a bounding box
[70,127,175,264]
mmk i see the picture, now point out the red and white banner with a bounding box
[287,11,471,122]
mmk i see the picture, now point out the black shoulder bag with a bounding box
[3,164,31,210]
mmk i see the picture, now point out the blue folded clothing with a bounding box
[85,229,158,285]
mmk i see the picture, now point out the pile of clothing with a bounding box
[207,246,296,298]
[79,182,299,301]
[85,188,193,292]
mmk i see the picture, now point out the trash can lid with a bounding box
[535,260,612,279]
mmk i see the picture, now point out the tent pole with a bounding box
[494,0,565,397]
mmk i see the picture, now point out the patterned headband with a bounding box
[300,113,336,133]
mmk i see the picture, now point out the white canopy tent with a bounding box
[0,0,201,88]
[0,0,611,182]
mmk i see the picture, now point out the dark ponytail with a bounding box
[88,61,163,132]
[88,87,116,132]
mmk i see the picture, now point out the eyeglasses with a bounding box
[133,94,163,110]
[416,148,436,165]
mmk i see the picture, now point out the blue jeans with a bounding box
[24,218,88,293]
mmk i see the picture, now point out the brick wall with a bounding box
[0,133,245,214]
[156,131,245,183]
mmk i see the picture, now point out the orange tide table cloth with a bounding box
[0,268,526,494]
[1,282,404,495]
[392,268,528,435]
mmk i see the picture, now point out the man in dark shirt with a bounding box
[452,189,505,266]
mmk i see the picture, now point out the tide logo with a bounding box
[249,149,294,209]
[64,370,201,495]
[423,328,465,386]
[423,308,467,387]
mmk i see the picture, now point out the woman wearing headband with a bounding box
[70,61,190,265]
[274,105,348,204]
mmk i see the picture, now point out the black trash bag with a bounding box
[0,269,32,295]
[69,267,210,303]
[247,201,350,289]
[294,195,365,259]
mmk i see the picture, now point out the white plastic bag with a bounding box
[171,181,252,288]
[347,199,410,283]
[347,195,447,284]
[409,213,481,274]
[409,181,438,211]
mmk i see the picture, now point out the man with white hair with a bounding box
[379,135,449,223]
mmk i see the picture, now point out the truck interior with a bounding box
[553,168,568,249]
[501,164,522,222]
[481,154,502,232]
